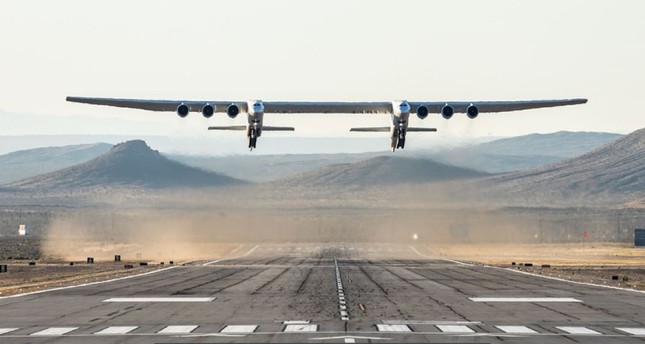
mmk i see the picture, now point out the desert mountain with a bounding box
[485,127,645,202]
[6,140,243,189]
[0,143,112,184]
[273,156,487,188]
[427,131,622,173]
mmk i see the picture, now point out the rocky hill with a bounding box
[6,140,243,190]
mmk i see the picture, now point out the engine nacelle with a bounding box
[227,104,240,119]
[416,105,429,119]
[201,104,214,118]
[176,104,189,118]
[467,104,479,119]
[441,104,454,119]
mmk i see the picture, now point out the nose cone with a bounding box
[249,100,265,113]
[399,102,410,113]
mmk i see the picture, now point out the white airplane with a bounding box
[66,97,587,151]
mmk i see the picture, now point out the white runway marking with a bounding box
[221,325,258,333]
[284,324,318,332]
[158,325,198,334]
[556,326,601,335]
[0,328,18,335]
[470,297,582,303]
[436,325,474,333]
[616,327,645,335]
[94,326,139,335]
[376,324,412,332]
[496,326,537,334]
[103,297,215,303]
[283,320,310,325]
[30,327,78,336]
[409,246,474,266]
[384,320,482,325]
[500,266,645,295]
[0,267,176,300]
[203,244,260,266]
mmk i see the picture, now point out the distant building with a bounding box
[18,224,27,236]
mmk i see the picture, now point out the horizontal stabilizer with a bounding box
[208,126,247,131]
[350,127,391,132]
[350,127,437,132]
[407,127,437,132]
[262,126,295,131]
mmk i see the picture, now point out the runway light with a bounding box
[412,233,418,241]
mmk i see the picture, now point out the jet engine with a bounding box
[176,104,189,118]
[467,104,479,119]
[202,104,214,118]
[227,104,240,119]
[441,104,454,119]
[416,105,429,119]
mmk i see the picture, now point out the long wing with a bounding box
[67,96,586,114]
[408,99,587,114]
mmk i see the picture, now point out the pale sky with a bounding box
[0,1,644,153]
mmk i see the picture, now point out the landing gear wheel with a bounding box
[398,138,405,149]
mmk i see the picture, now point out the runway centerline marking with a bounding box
[221,325,258,333]
[556,326,601,335]
[496,326,538,334]
[94,326,139,335]
[103,297,215,303]
[30,327,78,336]
[203,244,260,266]
[470,297,582,303]
[436,325,474,333]
[157,325,198,334]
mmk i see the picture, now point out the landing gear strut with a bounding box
[248,128,257,151]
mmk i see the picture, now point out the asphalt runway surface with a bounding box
[0,243,644,343]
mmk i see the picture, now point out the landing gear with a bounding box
[391,128,406,151]
[397,129,406,149]
[248,128,257,151]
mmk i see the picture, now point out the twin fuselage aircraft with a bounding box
[66,97,587,151]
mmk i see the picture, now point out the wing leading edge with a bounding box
[67,97,587,114]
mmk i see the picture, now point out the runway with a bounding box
[0,243,643,343]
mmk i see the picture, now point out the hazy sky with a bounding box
[1,1,644,152]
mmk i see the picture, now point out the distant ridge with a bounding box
[488,127,645,199]
[274,156,487,187]
[0,143,112,184]
[7,140,243,189]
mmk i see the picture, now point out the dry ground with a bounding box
[0,237,241,297]
[429,242,645,290]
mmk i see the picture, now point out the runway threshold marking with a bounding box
[383,320,481,325]
[94,326,139,335]
[616,327,645,335]
[30,327,78,336]
[0,328,18,335]
[555,326,602,335]
[284,324,318,332]
[103,297,215,303]
[376,324,412,332]
[157,325,198,334]
[496,326,538,334]
[283,320,310,325]
[203,244,260,266]
[220,325,258,333]
[436,325,474,333]
[469,297,582,303]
